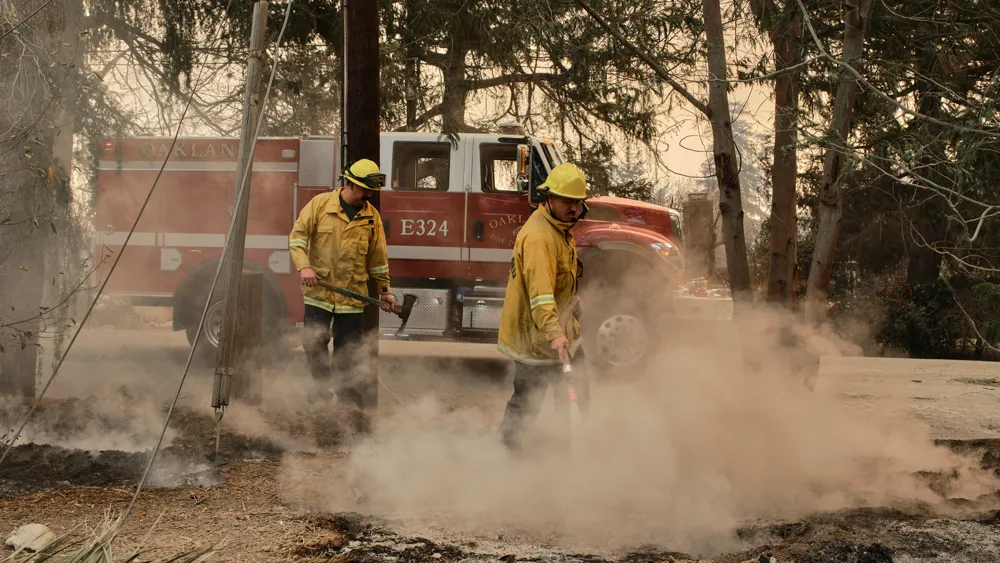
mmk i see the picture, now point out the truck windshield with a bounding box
[539,141,564,170]
[543,141,564,166]
[530,140,565,191]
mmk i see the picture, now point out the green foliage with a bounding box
[81,0,707,147]
[967,280,1000,350]
[794,0,1000,290]
[562,139,656,201]
[832,272,1000,360]
[522,0,701,141]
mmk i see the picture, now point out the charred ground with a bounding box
[1,397,1000,562]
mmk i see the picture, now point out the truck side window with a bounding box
[479,143,520,193]
[391,141,451,192]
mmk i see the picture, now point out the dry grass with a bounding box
[1,511,216,563]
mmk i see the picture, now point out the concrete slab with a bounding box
[816,355,1000,441]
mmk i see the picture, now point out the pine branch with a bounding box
[464,72,567,90]
[573,0,711,117]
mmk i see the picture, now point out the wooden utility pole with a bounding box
[231,271,263,404]
[342,0,381,410]
[212,0,268,419]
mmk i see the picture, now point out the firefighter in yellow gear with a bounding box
[497,161,590,451]
[288,158,395,409]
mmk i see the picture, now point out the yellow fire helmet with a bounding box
[342,158,386,191]
[538,162,588,200]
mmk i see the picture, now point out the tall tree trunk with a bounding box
[906,218,946,283]
[804,0,875,324]
[906,46,946,286]
[0,0,76,396]
[441,46,471,134]
[403,0,419,131]
[766,7,803,306]
[39,0,83,387]
[703,0,753,306]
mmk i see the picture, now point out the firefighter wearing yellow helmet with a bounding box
[497,161,590,451]
[288,158,394,409]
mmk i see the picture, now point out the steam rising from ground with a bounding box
[290,309,1000,557]
[0,386,180,453]
[4,303,999,557]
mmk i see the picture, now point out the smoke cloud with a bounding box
[281,307,1000,558]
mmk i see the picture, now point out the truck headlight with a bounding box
[651,241,683,270]
[650,241,674,256]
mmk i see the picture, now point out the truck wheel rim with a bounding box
[596,314,647,367]
[205,301,224,348]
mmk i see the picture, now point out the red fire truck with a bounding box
[93,130,700,372]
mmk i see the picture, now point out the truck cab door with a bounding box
[467,137,539,278]
[378,135,468,281]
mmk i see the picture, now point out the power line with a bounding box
[120,0,296,525]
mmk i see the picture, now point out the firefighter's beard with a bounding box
[342,185,370,206]
[546,202,580,224]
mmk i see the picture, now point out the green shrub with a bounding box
[841,273,1000,360]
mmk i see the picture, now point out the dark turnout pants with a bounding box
[301,304,375,409]
[499,350,589,450]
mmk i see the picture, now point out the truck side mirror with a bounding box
[516,144,531,194]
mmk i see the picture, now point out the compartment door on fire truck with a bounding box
[294,136,338,220]
[379,134,468,279]
[467,136,534,274]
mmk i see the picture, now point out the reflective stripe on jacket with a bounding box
[497,204,582,365]
[288,188,391,313]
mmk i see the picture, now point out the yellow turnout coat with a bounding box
[288,188,391,313]
[497,204,582,365]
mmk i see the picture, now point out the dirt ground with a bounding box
[3,325,1000,562]
[3,421,1000,562]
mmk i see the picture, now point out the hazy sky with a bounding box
[89,18,778,194]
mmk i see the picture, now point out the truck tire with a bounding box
[175,261,291,365]
[579,252,674,380]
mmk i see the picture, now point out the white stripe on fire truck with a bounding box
[96,231,157,246]
[162,233,225,247]
[468,248,514,263]
[97,232,289,250]
[244,235,290,249]
[386,245,463,261]
[381,246,514,262]
[97,160,297,173]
